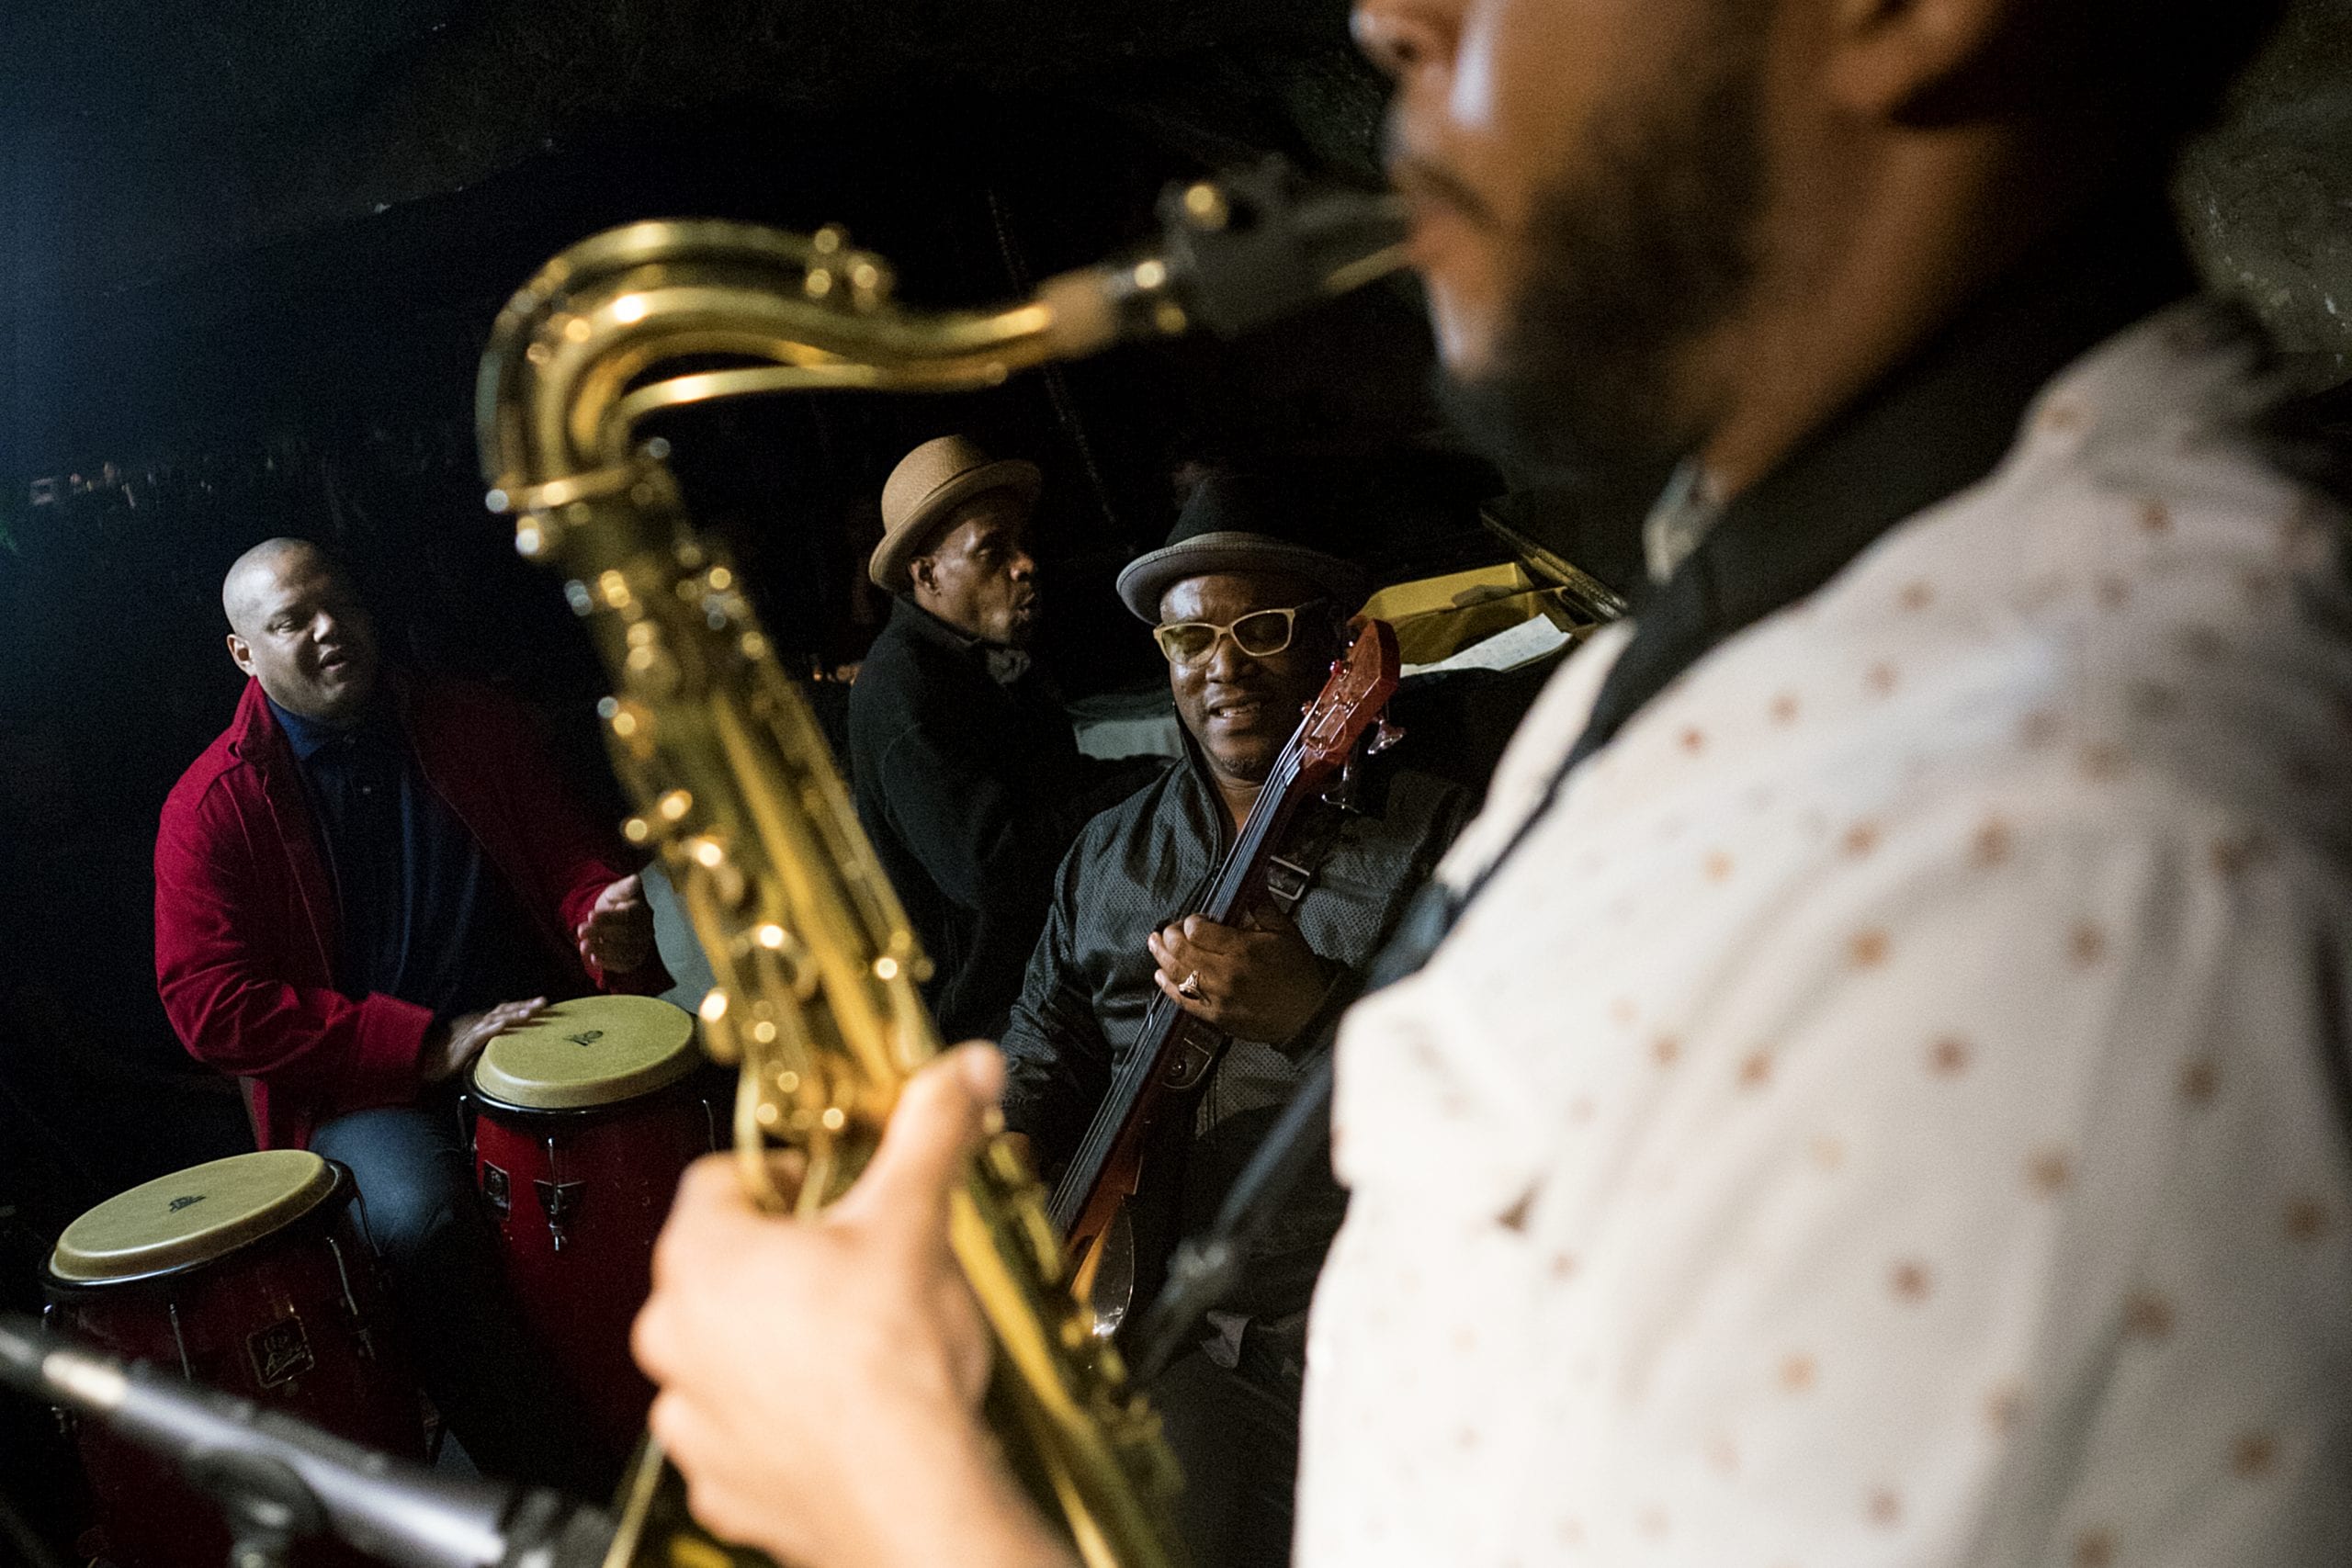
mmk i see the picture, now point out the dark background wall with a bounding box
[0,3,1498,1222]
[0,0,2345,1216]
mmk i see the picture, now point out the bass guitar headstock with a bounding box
[1296,617,1402,789]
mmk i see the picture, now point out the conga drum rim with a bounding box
[47,1150,345,1290]
[469,995,699,1114]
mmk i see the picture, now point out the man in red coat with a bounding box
[155,536,667,1490]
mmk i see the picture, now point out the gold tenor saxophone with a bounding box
[475,164,1408,1568]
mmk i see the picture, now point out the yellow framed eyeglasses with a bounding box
[1151,601,1327,667]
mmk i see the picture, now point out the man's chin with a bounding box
[309,674,378,722]
[1202,721,1286,774]
[1428,15,1767,494]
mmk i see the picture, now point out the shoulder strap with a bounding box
[1257,795,1350,919]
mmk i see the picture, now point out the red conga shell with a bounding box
[468,996,712,1454]
[45,1151,424,1568]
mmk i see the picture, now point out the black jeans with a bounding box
[1152,1341,1303,1568]
[312,1099,617,1496]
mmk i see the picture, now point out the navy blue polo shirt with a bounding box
[269,696,568,1020]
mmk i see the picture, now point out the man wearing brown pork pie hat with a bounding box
[848,434,1152,1043]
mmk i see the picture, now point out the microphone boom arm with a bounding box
[0,1314,612,1568]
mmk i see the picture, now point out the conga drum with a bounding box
[44,1150,424,1568]
[467,995,713,1451]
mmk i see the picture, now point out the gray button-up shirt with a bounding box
[1001,750,1469,1323]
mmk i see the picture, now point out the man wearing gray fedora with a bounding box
[998,472,1471,1568]
[847,434,1151,1043]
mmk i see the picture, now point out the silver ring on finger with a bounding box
[1178,971,1204,1000]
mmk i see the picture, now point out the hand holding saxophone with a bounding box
[632,1045,1075,1568]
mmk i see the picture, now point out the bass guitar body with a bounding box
[1065,1013,1227,1332]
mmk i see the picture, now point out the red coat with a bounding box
[155,677,671,1150]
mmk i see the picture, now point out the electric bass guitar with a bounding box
[1046,617,1403,1328]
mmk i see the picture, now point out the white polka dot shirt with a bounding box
[1298,302,2352,1566]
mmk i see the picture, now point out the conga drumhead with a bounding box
[49,1150,338,1286]
[471,995,699,1111]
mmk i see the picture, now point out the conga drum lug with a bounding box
[39,1303,75,1435]
[167,1301,194,1380]
[535,1179,586,1252]
[322,1235,377,1361]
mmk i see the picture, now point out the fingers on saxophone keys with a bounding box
[835,1051,996,1239]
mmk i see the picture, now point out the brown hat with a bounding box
[868,435,1043,592]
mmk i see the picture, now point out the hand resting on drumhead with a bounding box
[577,873,658,977]
[420,997,548,1085]
[632,1044,1072,1568]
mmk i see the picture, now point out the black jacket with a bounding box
[847,597,1151,1042]
[1000,750,1469,1323]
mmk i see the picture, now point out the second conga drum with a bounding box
[45,1150,424,1568]
[469,994,712,1451]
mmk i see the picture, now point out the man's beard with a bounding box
[1435,23,1769,497]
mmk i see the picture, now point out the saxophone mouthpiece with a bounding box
[1157,159,1411,338]
[1042,158,1411,355]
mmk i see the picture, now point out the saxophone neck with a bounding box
[477,158,1408,510]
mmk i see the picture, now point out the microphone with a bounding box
[0,1314,614,1568]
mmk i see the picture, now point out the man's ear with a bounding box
[1824,0,2039,125]
[907,554,938,599]
[225,632,255,676]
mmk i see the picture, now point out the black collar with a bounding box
[890,593,987,655]
[889,594,1039,687]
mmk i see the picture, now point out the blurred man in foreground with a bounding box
[637,1,2351,1562]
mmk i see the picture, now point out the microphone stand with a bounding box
[0,1314,612,1568]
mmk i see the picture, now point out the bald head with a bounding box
[221,538,379,722]
[222,538,328,632]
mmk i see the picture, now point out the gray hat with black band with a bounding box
[1115,471,1371,622]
